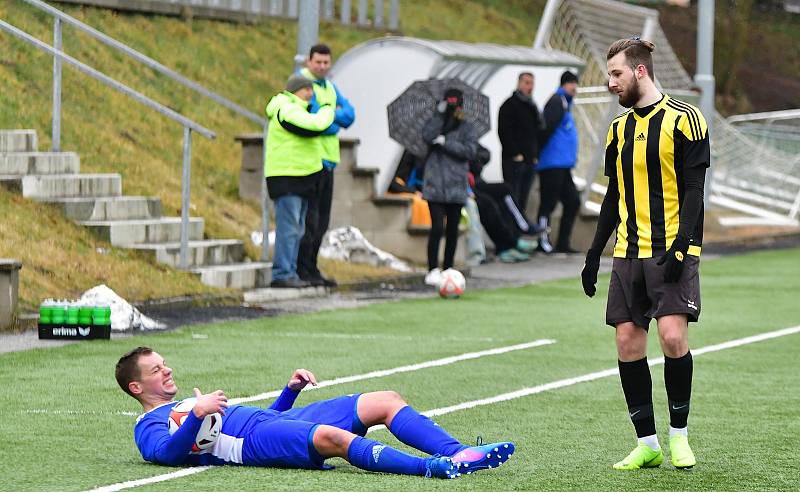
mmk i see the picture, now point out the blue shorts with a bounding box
[242,394,366,469]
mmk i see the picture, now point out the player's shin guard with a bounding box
[664,351,693,429]
[346,436,427,476]
[618,358,657,438]
[388,406,466,456]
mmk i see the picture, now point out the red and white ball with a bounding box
[438,268,466,299]
[168,397,222,453]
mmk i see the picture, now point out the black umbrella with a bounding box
[387,78,491,159]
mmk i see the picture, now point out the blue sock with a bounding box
[346,436,428,476]
[389,405,467,456]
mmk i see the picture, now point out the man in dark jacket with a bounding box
[536,70,581,254]
[498,72,542,214]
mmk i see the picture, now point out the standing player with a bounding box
[581,38,710,470]
[116,347,514,479]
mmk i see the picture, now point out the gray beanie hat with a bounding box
[286,74,313,93]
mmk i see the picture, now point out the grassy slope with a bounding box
[0,1,543,311]
[0,248,797,490]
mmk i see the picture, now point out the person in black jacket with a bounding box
[498,72,542,214]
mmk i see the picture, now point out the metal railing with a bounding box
[23,0,267,138]
[0,19,215,269]
[55,0,401,30]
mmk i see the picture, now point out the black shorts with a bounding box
[606,256,701,329]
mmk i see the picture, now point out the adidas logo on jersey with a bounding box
[635,132,646,141]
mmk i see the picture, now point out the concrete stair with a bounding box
[128,239,246,267]
[0,152,80,175]
[1,129,271,290]
[191,262,271,289]
[44,196,162,221]
[77,217,205,245]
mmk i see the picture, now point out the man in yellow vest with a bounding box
[296,44,355,288]
[265,75,335,288]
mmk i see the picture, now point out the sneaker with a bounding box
[669,434,696,469]
[498,250,522,263]
[450,439,515,475]
[424,268,442,286]
[612,442,664,470]
[516,238,538,254]
[509,249,530,261]
[424,455,459,479]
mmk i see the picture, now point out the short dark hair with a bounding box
[116,346,153,399]
[518,72,534,81]
[607,37,656,80]
[309,43,332,58]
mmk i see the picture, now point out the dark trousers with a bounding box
[501,158,536,213]
[473,190,518,253]
[475,181,532,234]
[428,202,462,271]
[297,168,334,280]
[537,168,580,250]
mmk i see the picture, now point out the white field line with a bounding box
[89,467,212,492]
[27,340,554,417]
[420,324,800,418]
[87,325,800,491]
[230,339,556,405]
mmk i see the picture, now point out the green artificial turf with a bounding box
[0,248,798,490]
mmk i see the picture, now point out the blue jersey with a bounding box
[133,387,299,466]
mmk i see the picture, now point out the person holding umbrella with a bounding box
[421,88,479,286]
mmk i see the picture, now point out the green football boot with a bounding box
[669,434,696,469]
[613,443,664,470]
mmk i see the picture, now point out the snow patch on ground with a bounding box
[80,285,165,332]
[319,226,412,272]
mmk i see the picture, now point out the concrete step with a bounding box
[1,173,122,199]
[0,130,37,152]
[78,217,204,245]
[0,152,80,175]
[192,262,271,289]
[40,196,163,221]
[244,285,328,303]
[129,239,246,267]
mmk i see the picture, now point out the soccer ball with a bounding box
[168,397,222,453]
[438,268,466,299]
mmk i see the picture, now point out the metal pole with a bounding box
[357,0,368,26]
[260,124,271,262]
[51,17,62,151]
[341,0,351,24]
[533,0,562,49]
[695,0,715,207]
[581,97,620,210]
[388,0,399,30]
[374,0,383,28]
[323,0,334,20]
[295,0,319,71]
[179,127,192,270]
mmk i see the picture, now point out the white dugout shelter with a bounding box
[330,36,585,195]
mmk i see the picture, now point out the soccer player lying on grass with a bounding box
[115,347,515,479]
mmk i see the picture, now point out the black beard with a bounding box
[617,78,641,108]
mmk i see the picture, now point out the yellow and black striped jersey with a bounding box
[604,94,710,259]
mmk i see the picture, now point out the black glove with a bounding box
[581,250,601,297]
[657,236,690,283]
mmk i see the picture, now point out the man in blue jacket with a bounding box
[297,44,355,288]
[536,71,581,254]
